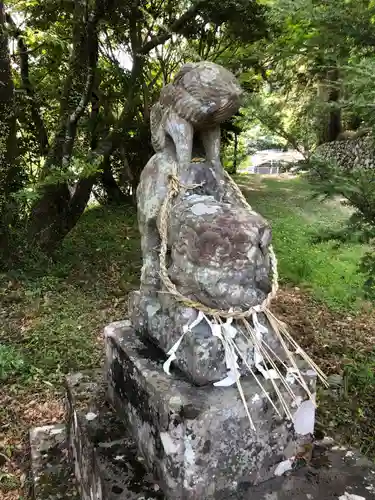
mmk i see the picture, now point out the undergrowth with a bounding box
[238,174,375,455]
[0,205,141,388]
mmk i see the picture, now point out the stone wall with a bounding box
[314,136,375,169]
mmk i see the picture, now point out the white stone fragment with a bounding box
[184,435,195,466]
[274,458,294,476]
[32,424,64,436]
[160,432,179,454]
[338,493,366,500]
[85,412,98,421]
[292,396,316,435]
[48,426,64,436]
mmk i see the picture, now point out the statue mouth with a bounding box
[197,97,241,127]
[213,96,241,123]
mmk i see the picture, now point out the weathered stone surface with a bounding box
[132,154,282,386]
[105,321,316,500]
[65,370,164,500]
[132,61,294,386]
[30,424,79,500]
[150,61,243,170]
[29,413,375,500]
[247,439,375,500]
[167,191,271,309]
[129,289,286,386]
[136,154,271,298]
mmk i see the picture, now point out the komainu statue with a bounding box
[129,61,325,397]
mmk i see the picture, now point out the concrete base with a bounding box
[29,368,375,500]
[30,424,79,500]
[105,321,316,500]
[65,370,164,500]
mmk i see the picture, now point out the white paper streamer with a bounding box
[252,311,281,381]
[163,309,290,388]
[163,311,205,375]
[212,314,240,387]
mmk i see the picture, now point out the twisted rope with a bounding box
[158,169,279,318]
[157,167,329,395]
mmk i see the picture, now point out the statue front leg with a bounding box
[139,218,161,295]
[164,111,194,172]
[200,126,222,171]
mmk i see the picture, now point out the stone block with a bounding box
[128,290,230,386]
[105,321,316,500]
[65,370,164,499]
[29,417,375,500]
[30,424,79,500]
[129,291,292,387]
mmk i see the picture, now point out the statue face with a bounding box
[171,61,243,127]
[169,198,271,308]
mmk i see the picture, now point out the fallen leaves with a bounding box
[272,287,375,374]
[0,388,64,499]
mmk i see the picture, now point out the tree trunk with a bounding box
[6,13,49,156]
[347,114,362,131]
[100,156,132,204]
[27,0,100,251]
[26,0,208,253]
[232,132,238,174]
[0,1,17,261]
[317,68,342,145]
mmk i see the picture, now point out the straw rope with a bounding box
[157,164,328,417]
[158,169,279,318]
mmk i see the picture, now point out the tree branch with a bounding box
[61,6,100,168]
[62,63,97,167]
[138,1,205,54]
[90,1,207,160]
[256,112,307,157]
[11,42,45,57]
[6,13,49,156]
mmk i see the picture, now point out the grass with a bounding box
[0,205,142,497]
[235,174,368,311]
[237,174,375,454]
[1,205,141,386]
[0,175,374,497]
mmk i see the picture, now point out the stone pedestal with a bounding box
[105,321,316,500]
[128,291,290,387]
[29,366,375,500]
[65,371,163,500]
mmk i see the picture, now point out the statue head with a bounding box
[161,61,243,128]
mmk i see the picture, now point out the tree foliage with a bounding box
[2,0,375,300]
[253,0,375,298]
[0,0,268,263]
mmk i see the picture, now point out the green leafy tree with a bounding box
[0,1,17,262]
[0,0,270,259]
